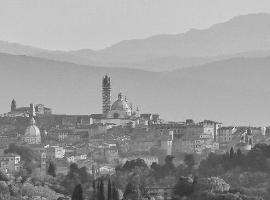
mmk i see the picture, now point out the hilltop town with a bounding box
[0,75,269,199]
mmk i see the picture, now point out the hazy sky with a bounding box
[1,0,270,50]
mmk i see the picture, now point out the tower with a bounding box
[11,99,16,112]
[30,103,36,117]
[40,150,47,175]
[102,75,111,115]
[167,130,174,155]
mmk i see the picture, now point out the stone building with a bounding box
[0,153,20,175]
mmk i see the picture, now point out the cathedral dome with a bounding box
[24,117,41,137]
[25,125,41,137]
[107,93,132,119]
[111,93,131,111]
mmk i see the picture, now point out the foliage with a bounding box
[122,159,148,171]
[174,176,195,197]
[108,178,112,200]
[21,182,63,200]
[0,181,10,200]
[5,143,39,175]
[198,144,270,177]
[197,191,263,200]
[72,184,83,200]
[184,154,195,172]
[151,156,176,180]
[61,163,92,195]
[123,174,142,200]
[112,182,120,200]
[0,171,8,182]
[47,162,56,177]
[196,177,230,193]
[5,143,39,163]
[97,179,105,200]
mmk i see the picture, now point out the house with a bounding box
[0,153,20,174]
[217,126,237,150]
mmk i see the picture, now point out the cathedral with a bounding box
[98,75,139,125]
[107,92,132,119]
[23,104,41,145]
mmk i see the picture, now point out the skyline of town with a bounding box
[1,1,270,199]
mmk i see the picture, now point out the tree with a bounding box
[162,155,176,176]
[112,183,120,200]
[70,163,80,174]
[61,164,81,195]
[98,179,105,200]
[0,181,10,200]
[123,182,141,200]
[229,147,235,160]
[184,154,195,172]
[78,167,88,183]
[0,171,8,181]
[72,184,83,200]
[47,162,56,177]
[123,174,142,200]
[174,176,194,197]
[246,147,267,171]
[108,178,112,200]
[236,149,242,158]
[122,159,148,172]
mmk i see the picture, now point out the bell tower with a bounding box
[11,99,16,112]
[102,75,111,115]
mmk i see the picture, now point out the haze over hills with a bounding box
[1,52,270,125]
[1,13,270,71]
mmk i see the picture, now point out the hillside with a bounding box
[0,53,270,125]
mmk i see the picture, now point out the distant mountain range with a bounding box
[1,13,270,71]
[1,52,270,125]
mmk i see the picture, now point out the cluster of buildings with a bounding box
[0,74,269,177]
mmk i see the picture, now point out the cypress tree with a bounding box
[92,180,96,200]
[229,147,235,159]
[98,179,105,200]
[47,161,56,177]
[108,178,112,200]
[112,183,120,200]
[93,179,96,191]
[72,184,83,200]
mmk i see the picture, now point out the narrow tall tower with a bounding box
[102,75,111,115]
[30,103,36,117]
[11,99,16,112]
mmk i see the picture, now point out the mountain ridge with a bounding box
[1,13,270,71]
